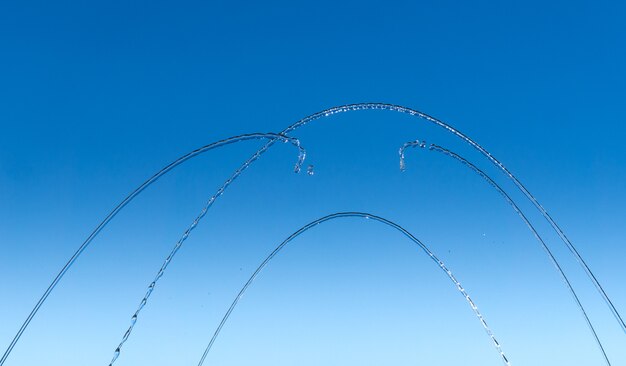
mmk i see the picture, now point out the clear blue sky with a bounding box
[1,1,625,365]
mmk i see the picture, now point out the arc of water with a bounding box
[0,133,308,366]
[196,212,510,366]
[107,135,311,366]
[399,139,611,365]
[273,103,623,334]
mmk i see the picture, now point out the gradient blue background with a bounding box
[1,1,625,365]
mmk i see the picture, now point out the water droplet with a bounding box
[306,165,315,176]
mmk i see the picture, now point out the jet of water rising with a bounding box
[196,212,510,366]
[400,139,612,365]
[106,135,311,366]
[0,133,308,366]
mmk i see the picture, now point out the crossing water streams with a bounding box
[2,104,622,366]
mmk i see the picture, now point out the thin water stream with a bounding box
[196,212,510,366]
[400,140,611,365]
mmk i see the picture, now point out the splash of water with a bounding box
[401,140,611,365]
[0,133,308,366]
[196,212,510,366]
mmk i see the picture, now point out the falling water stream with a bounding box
[400,140,611,365]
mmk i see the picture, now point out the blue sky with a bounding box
[1,1,625,365]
